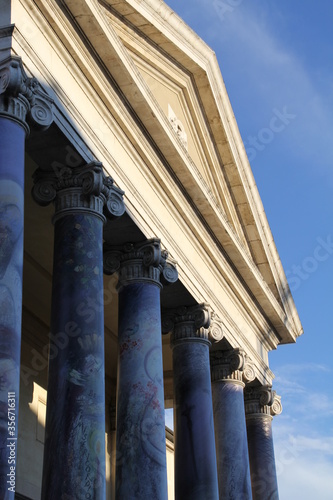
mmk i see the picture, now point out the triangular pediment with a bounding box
[102,4,254,252]
[47,0,302,343]
[100,3,286,300]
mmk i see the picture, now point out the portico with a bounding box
[0,1,302,498]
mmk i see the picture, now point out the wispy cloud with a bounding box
[275,362,331,376]
[276,453,333,500]
[200,0,333,177]
[273,363,333,421]
[273,426,333,499]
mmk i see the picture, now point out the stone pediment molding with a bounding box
[0,55,53,134]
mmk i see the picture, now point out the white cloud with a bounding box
[273,363,333,423]
[273,428,333,499]
[268,361,333,497]
[199,0,333,178]
[275,363,331,375]
[277,456,333,500]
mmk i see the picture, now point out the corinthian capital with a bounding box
[0,56,53,133]
[103,238,178,289]
[162,304,212,345]
[32,161,125,222]
[244,385,282,419]
[210,348,256,385]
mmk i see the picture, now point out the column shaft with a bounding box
[41,213,106,499]
[245,386,282,500]
[116,282,167,499]
[33,162,124,499]
[247,416,279,500]
[212,382,252,499]
[0,55,53,498]
[0,118,25,499]
[211,349,254,499]
[173,341,218,500]
[104,239,177,499]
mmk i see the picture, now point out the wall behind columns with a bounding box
[16,371,45,498]
[166,428,175,500]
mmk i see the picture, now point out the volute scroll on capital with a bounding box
[244,385,282,418]
[162,303,217,345]
[32,161,125,222]
[210,348,256,384]
[207,311,224,343]
[0,56,54,133]
[103,238,178,289]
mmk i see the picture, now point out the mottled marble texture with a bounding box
[116,282,168,500]
[0,119,25,499]
[173,342,218,500]
[246,416,279,500]
[212,382,252,500]
[42,214,106,500]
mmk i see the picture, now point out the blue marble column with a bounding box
[244,386,282,500]
[32,163,124,499]
[210,349,254,500]
[103,240,178,499]
[0,55,53,498]
[163,305,219,500]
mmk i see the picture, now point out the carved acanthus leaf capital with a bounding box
[103,238,178,289]
[244,385,282,419]
[32,162,125,222]
[162,303,211,345]
[210,348,256,385]
[0,56,53,133]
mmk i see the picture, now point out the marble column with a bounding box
[0,55,53,498]
[211,348,254,500]
[32,162,125,499]
[163,305,219,500]
[103,239,178,499]
[244,386,282,500]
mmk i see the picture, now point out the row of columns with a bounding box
[0,56,282,499]
[162,306,282,500]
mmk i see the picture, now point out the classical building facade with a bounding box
[0,0,303,498]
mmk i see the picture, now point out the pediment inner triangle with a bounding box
[99,7,287,309]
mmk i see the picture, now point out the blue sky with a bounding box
[164,1,333,497]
